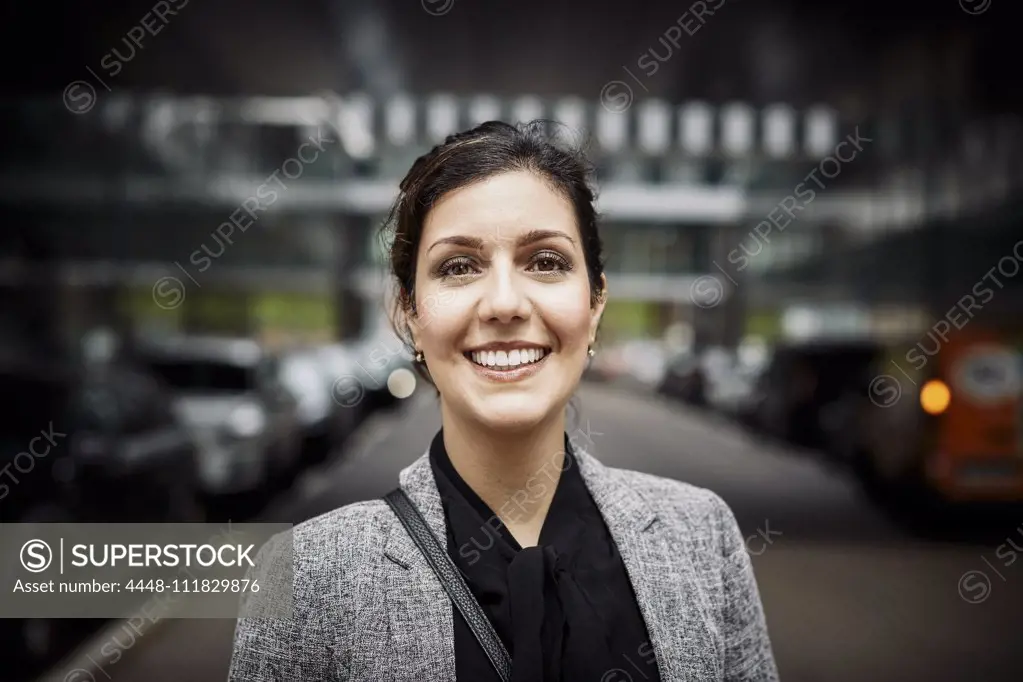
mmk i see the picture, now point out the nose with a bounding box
[477,260,532,323]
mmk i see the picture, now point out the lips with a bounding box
[464,348,551,383]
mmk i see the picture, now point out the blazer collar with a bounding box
[378,441,697,681]
[383,442,658,567]
[384,444,450,566]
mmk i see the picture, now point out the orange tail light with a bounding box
[920,379,951,415]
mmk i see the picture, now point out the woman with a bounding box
[228,120,779,681]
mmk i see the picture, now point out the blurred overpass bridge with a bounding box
[1,93,1021,348]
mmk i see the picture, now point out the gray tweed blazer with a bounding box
[228,446,780,681]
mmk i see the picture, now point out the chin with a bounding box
[437,352,578,431]
[465,393,557,433]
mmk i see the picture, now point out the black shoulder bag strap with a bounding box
[384,487,513,682]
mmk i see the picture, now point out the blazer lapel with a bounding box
[371,444,723,682]
[574,449,724,682]
[373,450,456,681]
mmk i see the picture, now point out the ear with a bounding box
[404,309,419,350]
[395,295,419,350]
[589,274,608,345]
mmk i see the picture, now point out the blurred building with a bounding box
[1,0,1021,358]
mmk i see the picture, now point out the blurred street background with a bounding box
[2,0,1023,680]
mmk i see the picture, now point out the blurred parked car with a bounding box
[619,339,669,388]
[316,342,366,414]
[657,351,707,405]
[715,350,770,419]
[318,327,416,416]
[586,343,629,382]
[0,356,205,523]
[1,353,202,675]
[352,327,417,412]
[742,339,884,451]
[589,339,668,387]
[133,336,303,510]
[659,346,741,409]
[701,348,753,415]
[278,347,358,464]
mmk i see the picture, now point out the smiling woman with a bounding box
[400,165,606,433]
[228,121,779,682]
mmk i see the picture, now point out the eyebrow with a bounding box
[427,229,577,254]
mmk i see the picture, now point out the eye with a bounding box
[528,250,571,274]
[438,256,479,278]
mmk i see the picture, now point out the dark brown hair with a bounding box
[380,119,607,388]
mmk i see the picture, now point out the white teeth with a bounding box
[469,348,548,369]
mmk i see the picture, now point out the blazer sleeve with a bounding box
[227,530,338,682]
[710,493,780,681]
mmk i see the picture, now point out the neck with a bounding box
[439,404,568,543]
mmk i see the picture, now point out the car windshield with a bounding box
[144,360,252,392]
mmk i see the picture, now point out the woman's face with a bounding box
[410,170,606,432]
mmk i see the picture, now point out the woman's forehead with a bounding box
[422,172,578,244]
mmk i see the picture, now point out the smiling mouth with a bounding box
[463,347,551,371]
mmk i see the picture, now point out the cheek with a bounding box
[538,287,594,348]
[414,289,474,353]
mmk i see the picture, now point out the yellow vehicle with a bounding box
[856,326,1023,504]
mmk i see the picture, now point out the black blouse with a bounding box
[428,429,662,682]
